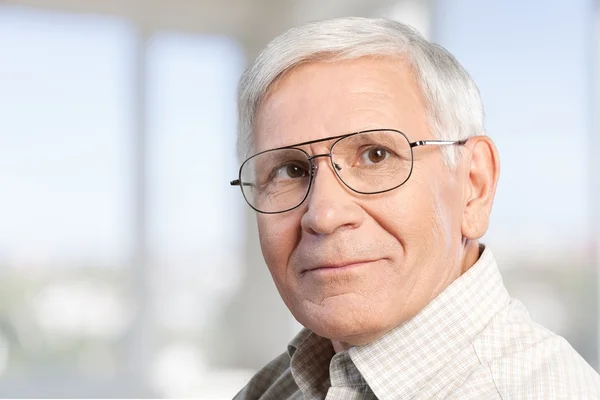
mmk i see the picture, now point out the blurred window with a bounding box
[0,5,136,396]
[146,33,246,397]
[0,7,134,269]
[0,5,246,398]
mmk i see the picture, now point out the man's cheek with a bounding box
[258,225,288,266]
[257,218,277,246]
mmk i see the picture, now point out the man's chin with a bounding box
[295,307,386,346]
[313,324,383,347]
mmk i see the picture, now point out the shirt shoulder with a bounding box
[474,299,600,398]
[233,351,301,400]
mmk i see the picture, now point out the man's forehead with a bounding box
[252,57,427,153]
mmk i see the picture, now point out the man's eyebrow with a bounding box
[279,133,349,150]
[258,131,366,154]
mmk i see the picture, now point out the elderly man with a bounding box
[230,17,600,399]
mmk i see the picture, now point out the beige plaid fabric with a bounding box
[234,247,600,399]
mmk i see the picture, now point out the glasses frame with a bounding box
[230,129,467,214]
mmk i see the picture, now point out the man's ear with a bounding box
[461,136,500,240]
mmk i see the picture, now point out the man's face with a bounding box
[253,57,469,345]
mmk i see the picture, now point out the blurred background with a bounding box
[0,0,598,398]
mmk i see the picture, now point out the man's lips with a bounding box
[301,259,381,274]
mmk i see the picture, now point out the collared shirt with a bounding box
[234,247,600,399]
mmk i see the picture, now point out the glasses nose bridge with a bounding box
[306,152,332,175]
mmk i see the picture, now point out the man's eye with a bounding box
[359,147,391,165]
[274,163,309,179]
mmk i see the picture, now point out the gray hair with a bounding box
[236,17,485,166]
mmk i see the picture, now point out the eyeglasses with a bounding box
[230,129,466,214]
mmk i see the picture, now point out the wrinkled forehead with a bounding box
[251,57,429,156]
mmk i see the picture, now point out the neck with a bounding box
[461,239,481,275]
[332,340,352,353]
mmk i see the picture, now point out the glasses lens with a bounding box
[239,148,311,213]
[331,130,413,193]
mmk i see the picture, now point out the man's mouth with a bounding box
[302,259,381,275]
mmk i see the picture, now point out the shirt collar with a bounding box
[287,327,335,398]
[349,245,510,399]
[287,328,312,359]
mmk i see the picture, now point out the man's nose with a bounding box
[300,157,364,236]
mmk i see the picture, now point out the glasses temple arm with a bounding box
[230,179,254,187]
[410,139,468,148]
